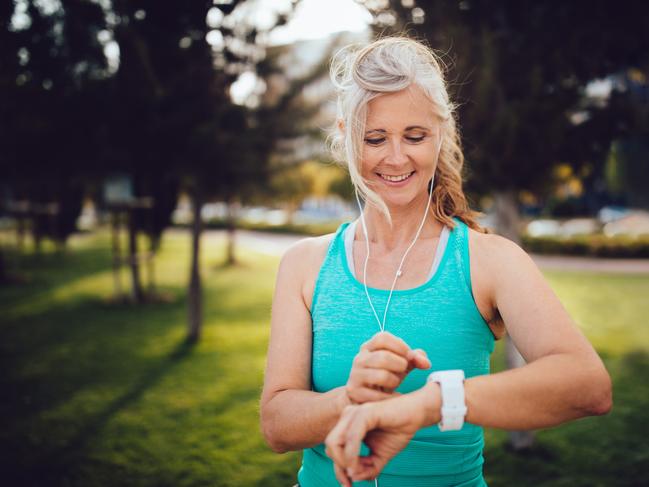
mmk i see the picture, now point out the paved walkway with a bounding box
[200,229,649,274]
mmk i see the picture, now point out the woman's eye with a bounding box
[364,138,385,146]
[406,136,425,143]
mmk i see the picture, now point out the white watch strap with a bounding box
[427,370,467,431]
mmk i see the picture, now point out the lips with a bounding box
[377,171,415,183]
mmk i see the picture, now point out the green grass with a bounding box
[1,230,648,486]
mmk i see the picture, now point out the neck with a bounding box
[357,192,442,252]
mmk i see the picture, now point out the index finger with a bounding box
[362,331,411,357]
[325,406,357,469]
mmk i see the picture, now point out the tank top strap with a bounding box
[310,222,350,315]
[447,216,474,300]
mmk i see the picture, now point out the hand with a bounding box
[345,331,431,404]
[325,384,439,486]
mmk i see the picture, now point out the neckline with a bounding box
[339,218,457,295]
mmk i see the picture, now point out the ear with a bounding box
[337,118,345,134]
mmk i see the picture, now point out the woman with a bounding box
[260,36,612,487]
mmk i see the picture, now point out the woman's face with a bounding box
[361,85,441,209]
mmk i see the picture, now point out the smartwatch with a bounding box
[427,370,467,431]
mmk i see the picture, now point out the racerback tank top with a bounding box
[297,217,494,487]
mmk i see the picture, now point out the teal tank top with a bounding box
[297,217,494,487]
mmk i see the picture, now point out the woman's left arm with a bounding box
[461,233,612,429]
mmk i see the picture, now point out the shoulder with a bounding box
[467,226,545,302]
[279,232,336,272]
[467,226,533,270]
[277,231,337,310]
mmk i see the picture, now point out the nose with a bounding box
[385,138,409,166]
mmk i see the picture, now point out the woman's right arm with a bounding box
[260,237,431,453]
[260,237,350,453]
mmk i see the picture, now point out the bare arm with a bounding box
[260,238,430,453]
[260,237,350,453]
[461,234,612,429]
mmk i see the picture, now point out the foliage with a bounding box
[1,0,111,243]
[606,136,649,208]
[522,234,649,258]
[357,0,649,203]
[202,218,341,237]
[267,160,349,210]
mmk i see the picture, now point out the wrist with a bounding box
[427,370,467,431]
[413,381,442,428]
[336,386,353,413]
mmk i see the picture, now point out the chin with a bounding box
[378,193,420,209]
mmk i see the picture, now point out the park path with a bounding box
[202,229,649,274]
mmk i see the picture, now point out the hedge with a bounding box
[522,234,649,258]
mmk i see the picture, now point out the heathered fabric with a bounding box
[297,217,494,487]
[344,218,451,283]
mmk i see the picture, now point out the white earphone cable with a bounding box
[354,180,433,487]
[354,180,434,333]
[352,139,441,487]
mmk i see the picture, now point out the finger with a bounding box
[343,426,365,474]
[362,368,402,390]
[352,447,393,481]
[326,405,363,466]
[325,410,354,468]
[333,463,352,487]
[407,348,431,370]
[353,466,381,481]
[363,331,411,357]
[351,348,371,368]
[349,387,393,404]
[365,350,409,373]
[351,457,381,481]
[343,405,378,469]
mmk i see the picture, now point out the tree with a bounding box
[106,0,305,340]
[1,0,110,252]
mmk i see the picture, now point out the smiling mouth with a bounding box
[377,171,415,182]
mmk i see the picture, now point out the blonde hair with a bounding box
[329,35,486,233]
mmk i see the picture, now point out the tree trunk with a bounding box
[225,199,237,266]
[128,207,144,303]
[17,216,26,251]
[492,190,522,244]
[492,190,536,450]
[285,199,299,225]
[187,189,203,343]
[32,215,42,254]
[147,235,157,294]
[111,210,124,300]
[0,249,6,284]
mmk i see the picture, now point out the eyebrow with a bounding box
[365,125,430,134]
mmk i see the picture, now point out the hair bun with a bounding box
[351,41,414,92]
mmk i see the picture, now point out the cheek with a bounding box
[360,148,381,172]
[414,147,438,169]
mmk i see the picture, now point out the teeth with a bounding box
[379,172,414,182]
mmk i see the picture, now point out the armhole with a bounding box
[460,221,499,343]
[309,224,348,316]
[459,221,474,295]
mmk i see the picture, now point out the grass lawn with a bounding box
[1,230,648,486]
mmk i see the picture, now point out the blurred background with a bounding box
[1,0,648,485]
